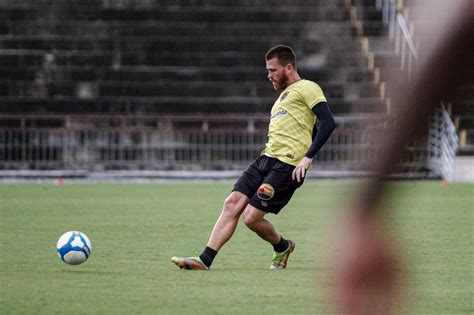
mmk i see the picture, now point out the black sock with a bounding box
[272,235,289,253]
[199,246,218,267]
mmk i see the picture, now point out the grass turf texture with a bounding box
[0,181,472,314]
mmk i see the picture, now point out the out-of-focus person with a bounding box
[330,0,474,314]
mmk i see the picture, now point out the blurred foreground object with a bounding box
[333,213,399,315]
[331,0,473,314]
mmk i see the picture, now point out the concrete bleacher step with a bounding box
[0,95,385,115]
[0,36,362,57]
[373,52,402,68]
[0,34,361,52]
[2,21,354,37]
[378,67,410,83]
[2,0,345,10]
[1,79,381,100]
[359,20,387,37]
[1,18,357,34]
[366,36,396,53]
[0,65,375,84]
[354,6,383,21]
[458,116,474,129]
[0,5,349,22]
[383,81,407,96]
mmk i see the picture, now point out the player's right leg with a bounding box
[270,239,295,269]
[171,191,249,270]
[242,205,296,269]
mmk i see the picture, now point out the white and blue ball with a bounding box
[56,231,92,265]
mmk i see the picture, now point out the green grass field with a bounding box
[0,180,472,314]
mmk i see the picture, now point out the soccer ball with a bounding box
[56,231,92,265]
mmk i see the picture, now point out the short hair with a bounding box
[265,45,296,68]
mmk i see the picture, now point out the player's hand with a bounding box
[292,156,312,183]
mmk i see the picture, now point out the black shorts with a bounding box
[233,155,305,214]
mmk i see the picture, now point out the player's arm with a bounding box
[292,102,336,182]
[306,102,336,158]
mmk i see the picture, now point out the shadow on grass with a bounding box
[53,269,120,275]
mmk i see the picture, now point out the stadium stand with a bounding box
[0,0,386,171]
[0,1,384,114]
[0,0,469,176]
[0,0,384,116]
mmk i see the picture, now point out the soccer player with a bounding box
[172,45,336,270]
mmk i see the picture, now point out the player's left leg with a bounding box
[242,205,295,269]
[242,205,280,243]
[242,157,304,269]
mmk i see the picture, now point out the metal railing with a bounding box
[394,13,418,80]
[376,0,418,80]
[0,112,453,178]
[376,0,397,34]
[426,105,459,180]
[0,114,390,171]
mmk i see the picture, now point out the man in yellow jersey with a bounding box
[172,45,337,270]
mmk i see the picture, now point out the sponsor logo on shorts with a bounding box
[260,201,268,207]
[257,183,275,201]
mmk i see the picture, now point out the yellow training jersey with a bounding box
[262,79,327,166]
